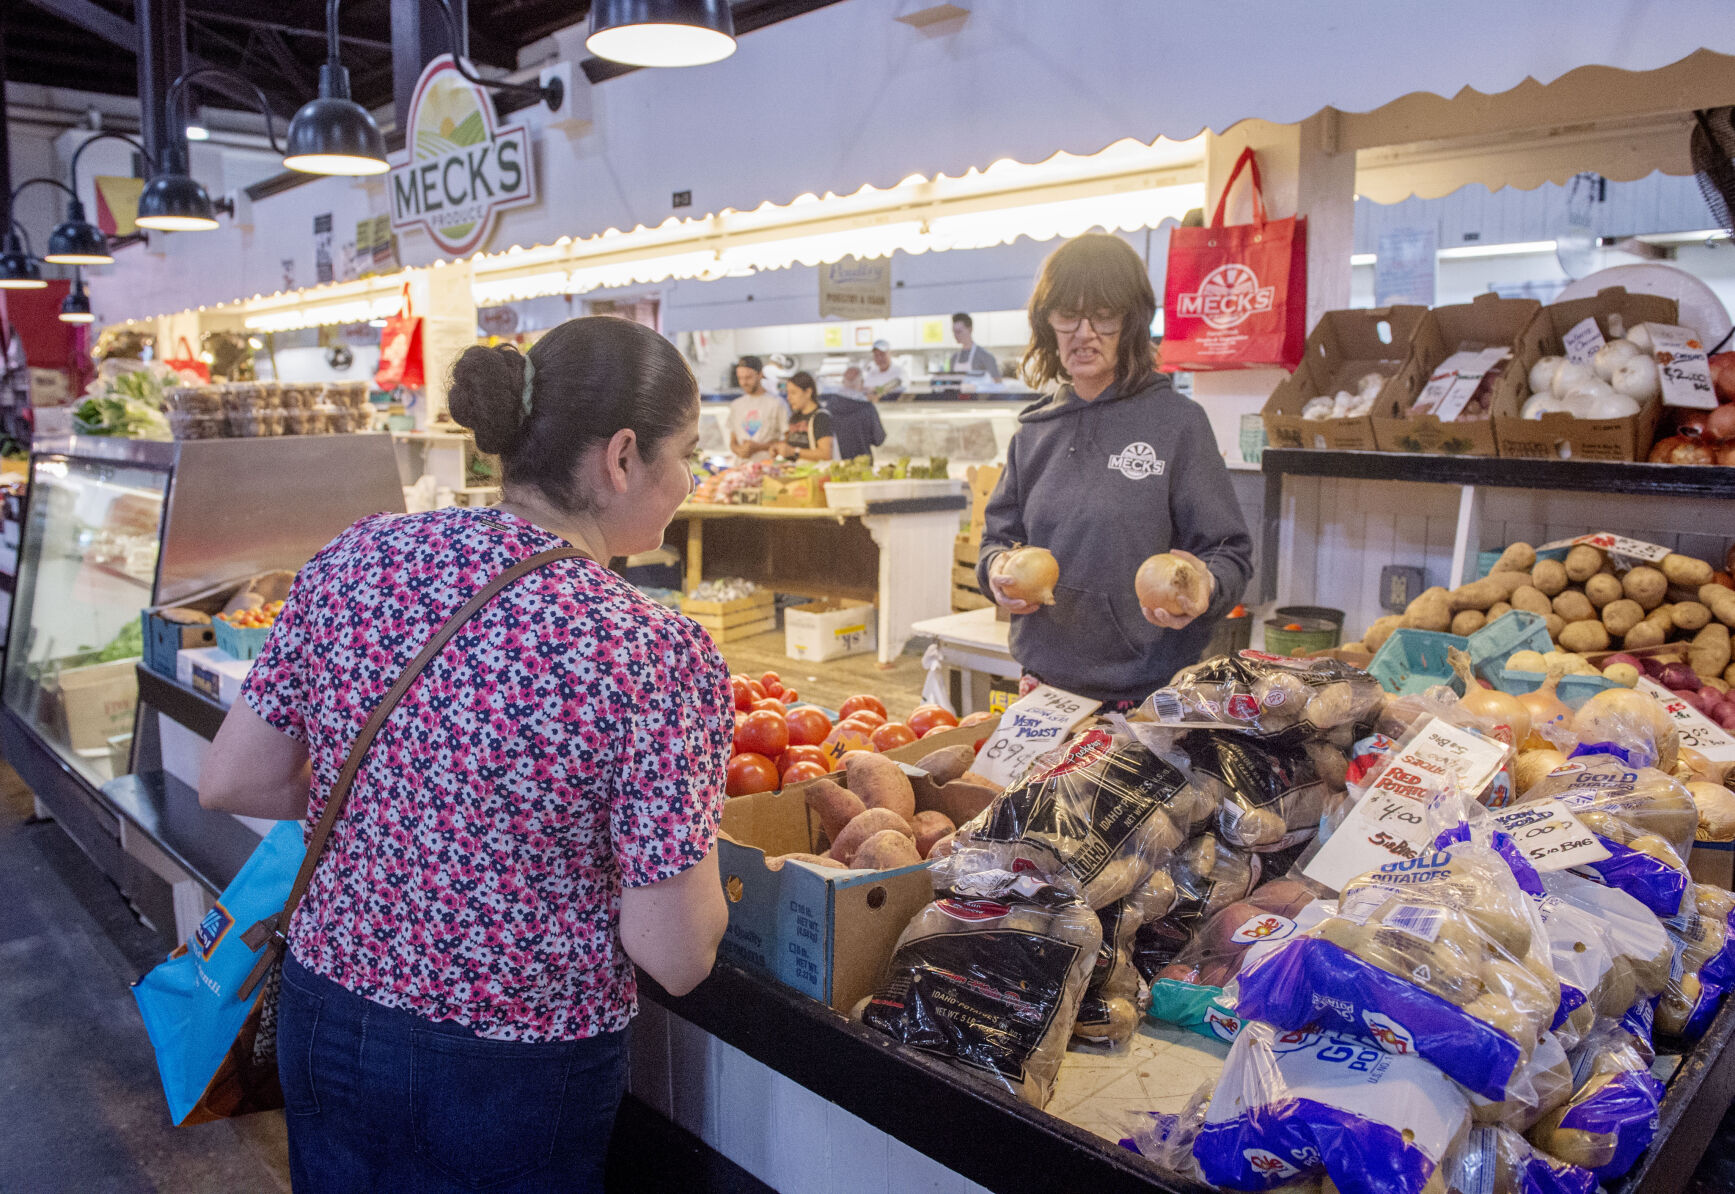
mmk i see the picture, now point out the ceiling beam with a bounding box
[185,10,394,52]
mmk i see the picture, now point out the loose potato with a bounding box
[1553,590,1595,623]
[1545,613,1566,641]
[1488,571,1534,600]
[1692,623,1733,679]
[1451,576,1510,612]
[1663,553,1715,589]
[1701,583,1735,628]
[1511,585,1553,617]
[1727,663,1735,686]
[1623,620,1667,649]
[1401,588,1452,632]
[1487,601,1513,620]
[1623,566,1668,610]
[1565,544,1606,583]
[1451,610,1487,636]
[843,752,917,822]
[1493,542,1538,573]
[851,829,924,871]
[1585,573,1623,609]
[1531,559,1569,596]
[910,810,957,858]
[1508,649,1548,673]
[1601,599,1645,638]
[913,744,976,786]
[1364,614,1402,653]
[804,778,867,845]
[827,808,915,865]
[1559,620,1611,654]
[1673,601,1712,632]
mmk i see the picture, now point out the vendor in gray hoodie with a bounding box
[977,233,1253,708]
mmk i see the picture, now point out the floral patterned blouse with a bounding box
[242,506,732,1041]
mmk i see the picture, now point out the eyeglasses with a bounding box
[1048,310,1124,336]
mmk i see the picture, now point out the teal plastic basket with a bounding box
[1489,668,1616,709]
[1367,629,1469,695]
[1466,612,1555,679]
[213,618,271,661]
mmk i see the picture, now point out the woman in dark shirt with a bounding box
[773,372,835,462]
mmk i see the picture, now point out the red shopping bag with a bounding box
[163,336,211,382]
[374,283,424,391]
[1158,147,1307,372]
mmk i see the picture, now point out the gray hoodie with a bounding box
[976,372,1253,704]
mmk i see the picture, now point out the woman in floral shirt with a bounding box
[201,317,729,1192]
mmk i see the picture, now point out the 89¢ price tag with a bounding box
[969,685,1100,788]
[1491,800,1611,871]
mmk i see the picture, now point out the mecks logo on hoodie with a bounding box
[1108,442,1166,480]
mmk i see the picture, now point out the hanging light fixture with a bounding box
[58,271,94,324]
[138,70,285,232]
[587,0,737,68]
[428,0,565,109]
[0,225,45,289]
[283,0,389,175]
[43,132,154,265]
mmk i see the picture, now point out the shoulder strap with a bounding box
[237,544,590,999]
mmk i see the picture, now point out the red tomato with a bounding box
[779,688,799,705]
[781,760,828,785]
[730,676,753,712]
[786,707,833,747]
[751,698,788,715]
[726,752,780,797]
[734,709,789,759]
[871,722,917,752]
[907,705,960,737]
[782,745,830,772]
[821,725,875,765]
[844,709,886,730]
[760,671,785,698]
[959,711,996,728]
[839,694,888,722]
[920,725,955,738]
[746,678,767,700]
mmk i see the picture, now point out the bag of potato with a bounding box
[1071,884,1163,1051]
[1180,729,1332,854]
[1132,833,1263,982]
[960,728,1207,909]
[1536,870,1671,1036]
[856,857,1101,1107]
[1231,836,1559,1102]
[1524,1020,1663,1182]
[1466,1032,1575,1133]
[1517,756,1697,917]
[1655,883,1735,1041]
[1192,1023,1471,1194]
[1442,1125,1597,1194]
[1139,652,1385,739]
[1147,878,1321,1041]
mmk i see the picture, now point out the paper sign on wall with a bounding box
[970,685,1101,788]
[1304,718,1508,891]
[823,325,844,348]
[819,258,892,320]
[1490,799,1610,871]
[920,319,946,344]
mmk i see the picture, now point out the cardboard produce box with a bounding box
[785,600,876,662]
[760,473,827,509]
[58,658,139,753]
[716,715,1002,1010]
[1492,287,1676,463]
[1262,305,1427,451]
[1373,293,1540,457]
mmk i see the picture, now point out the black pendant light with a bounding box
[58,271,94,324]
[44,132,154,266]
[429,0,565,110]
[283,0,388,176]
[138,70,284,232]
[0,225,44,290]
[587,0,737,68]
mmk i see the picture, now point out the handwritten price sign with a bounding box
[1490,799,1611,871]
[1647,323,1717,411]
[1639,678,1735,765]
[969,685,1100,788]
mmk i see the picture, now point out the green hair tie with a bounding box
[521,355,536,416]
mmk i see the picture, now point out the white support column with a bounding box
[1190,113,1357,464]
[1449,484,1483,589]
[409,260,478,426]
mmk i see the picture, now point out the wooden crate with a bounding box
[951,536,990,611]
[701,614,781,643]
[683,589,777,642]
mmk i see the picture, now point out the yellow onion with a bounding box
[1136,553,1210,617]
[1517,664,1574,751]
[997,546,1059,606]
[1449,648,1532,749]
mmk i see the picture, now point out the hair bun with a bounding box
[448,343,530,456]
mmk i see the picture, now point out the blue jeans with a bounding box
[278,953,627,1193]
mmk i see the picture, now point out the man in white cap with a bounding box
[861,340,906,402]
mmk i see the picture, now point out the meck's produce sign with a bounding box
[389,56,536,256]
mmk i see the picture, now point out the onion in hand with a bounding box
[993,546,1059,607]
[1137,552,1211,619]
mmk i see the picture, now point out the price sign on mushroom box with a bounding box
[389,55,537,257]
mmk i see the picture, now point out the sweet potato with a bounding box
[1674,601,1712,632]
[927,833,957,859]
[910,810,957,858]
[843,752,916,822]
[1702,583,1735,628]
[912,744,976,786]
[1401,588,1452,632]
[851,829,923,871]
[1363,615,1402,653]
[1451,610,1487,636]
[958,771,1000,790]
[1564,545,1605,583]
[1601,599,1645,638]
[1553,590,1594,623]
[1493,542,1537,574]
[1692,624,1732,680]
[1531,559,1569,597]
[1450,576,1509,612]
[1511,585,1553,617]
[766,852,847,871]
[929,780,1000,826]
[1585,573,1623,609]
[804,778,866,845]
[1663,553,1715,589]
[1559,620,1610,654]
[1623,566,1668,611]
[827,808,915,865]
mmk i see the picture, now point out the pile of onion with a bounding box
[1573,686,1679,772]
[1136,553,1210,617]
[996,546,1059,606]
[1516,663,1573,752]
[1448,648,1532,748]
